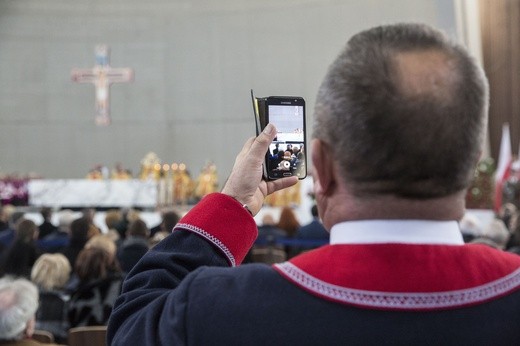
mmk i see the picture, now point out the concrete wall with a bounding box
[0,0,457,183]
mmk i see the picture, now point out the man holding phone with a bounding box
[108,23,520,344]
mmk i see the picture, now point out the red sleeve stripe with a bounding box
[174,223,236,267]
[172,193,258,266]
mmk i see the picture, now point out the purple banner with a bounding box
[0,179,29,206]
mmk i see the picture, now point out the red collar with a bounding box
[274,244,520,310]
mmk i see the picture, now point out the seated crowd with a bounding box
[0,203,332,343]
[0,206,180,344]
[0,199,519,344]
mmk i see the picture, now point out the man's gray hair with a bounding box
[313,23,489,199]
[0,277,39,341]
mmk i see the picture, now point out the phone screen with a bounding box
[265,97,306,179]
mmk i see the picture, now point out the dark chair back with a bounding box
[68,325,107,346]
[32,329,55,344]
[35,290,70,343]
[251,246,287,264]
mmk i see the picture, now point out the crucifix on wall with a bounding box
[71,45,134,126]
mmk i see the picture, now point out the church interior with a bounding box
[1,0,520,343]
[2,0,519,249]
[1,1,519,240]
[2,1,518,217]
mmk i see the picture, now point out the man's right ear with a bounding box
[311,139,336,196]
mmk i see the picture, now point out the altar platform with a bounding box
[28,179,158,209]
[9,178,496,236]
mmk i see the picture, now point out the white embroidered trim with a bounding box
[274,262,520,310]
[174,223,236,267]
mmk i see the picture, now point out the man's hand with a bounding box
[222,124,298,215]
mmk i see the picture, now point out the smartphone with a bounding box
[251,91,306,180]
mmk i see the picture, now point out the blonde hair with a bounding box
[86,234,117,259]
[30,254,71,290]
[106,229,120,243]
[127,209,141,223]
[87,224,101,239]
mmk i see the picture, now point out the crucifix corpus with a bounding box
[71,45,134,126]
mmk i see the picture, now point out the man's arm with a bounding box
[107,193,257,345]
[107,124,298,345]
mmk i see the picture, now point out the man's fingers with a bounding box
[238,137,256,158]
[248,124,277,160]
[230,136,255,167]
[266,176,299,195]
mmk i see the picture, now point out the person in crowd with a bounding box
[59,217,90,269]
[117,219,150,274]
[271,143,279,156]
[85,234,120,274]
[269,150,285,171]
[104,209,123,245]
[502,161,520,209]
[150,210,180,237]
[30,254,71,343]
[0,219,40,278]
[498,202,517,232]
[111,163,132,180]
[37,210,76,254]
[114,208,140,240]
[80,208,102,239]
[275,207,300,258]
[65,234,120,295]
[248,214,288,264]
[0,205,10,267]
[162,210,180,232]
[81,208,96,225]
[108,23,520,344]
[291,205,329,256]
[0,277,59,345]
[296,205,329,240]
[257,214,287,245]
[0,205,15,233]
[31,253,71,292]
[68,247,123,328]
[56,210,76,235]
[505,208,520,249]
[276,206,300,238]
[87,223,101,239]
[114,208,131,240]
[458,212,484,243]
[0,211,25,254]
[471,218,511,250]
[148,231,169,248]
[37,207,57,240]
[290,146,304,171]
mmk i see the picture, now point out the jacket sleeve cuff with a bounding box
[172,193,258,266]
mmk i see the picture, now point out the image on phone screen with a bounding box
[265,99,306,179]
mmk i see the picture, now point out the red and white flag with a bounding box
[494,123,513,212]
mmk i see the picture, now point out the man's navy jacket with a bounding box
[108,193,520,345]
